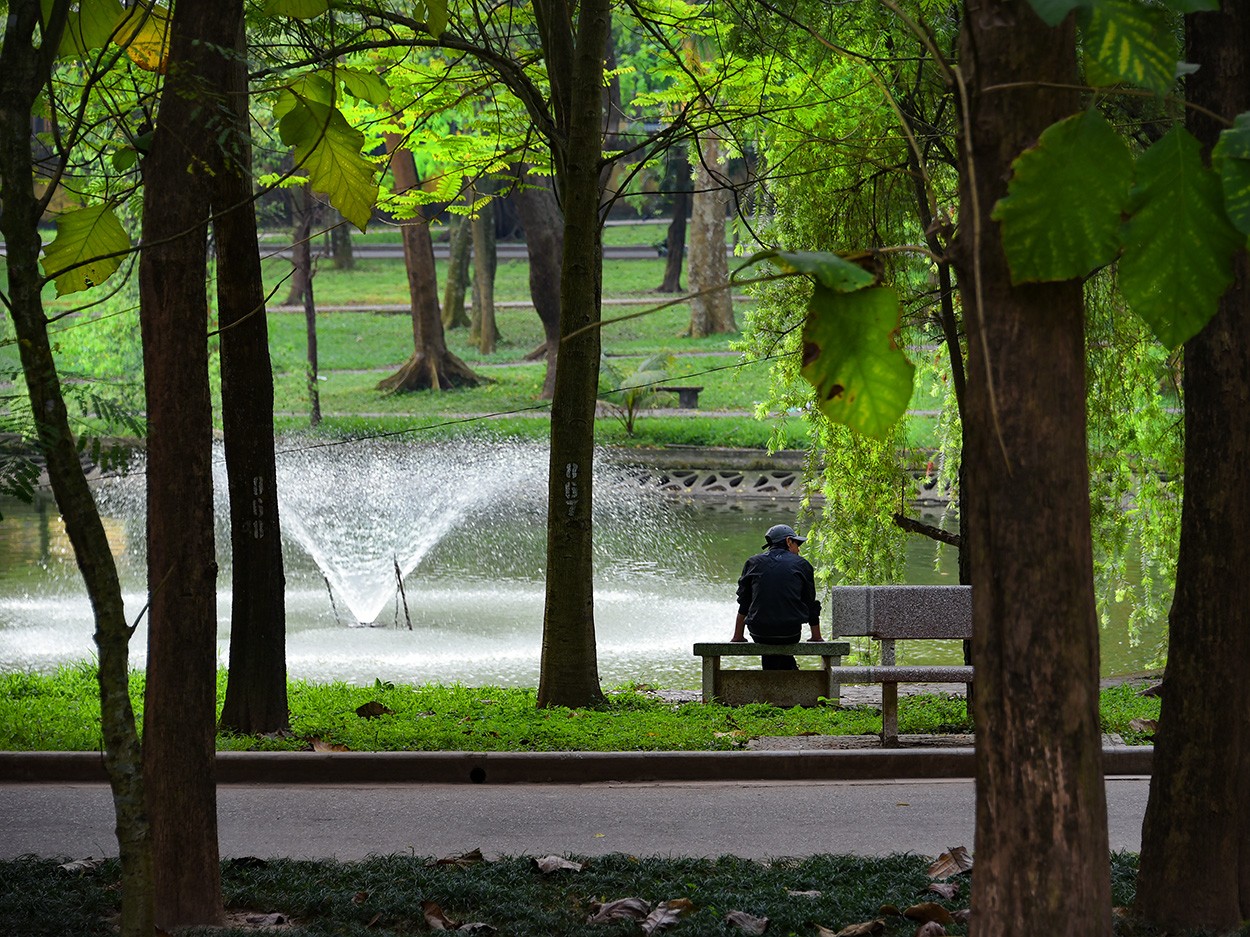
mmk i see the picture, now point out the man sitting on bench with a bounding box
[731,524,823,669]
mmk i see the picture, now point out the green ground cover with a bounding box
[0,666,1161,753]
[0,851,1154,937]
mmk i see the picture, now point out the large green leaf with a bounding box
[1079,0,1178,94]
[420,0,449,38]
[280,95,379,231]
[40,205,131,296]
[992,109,1133,283]
[56,0,124,56]
[1212,113,1250,236]
[112,2,169,73]
[800,285,914,439]
[737,249,876,293]
[336,67,390,106]
[1026,0,1089,27]
[1120,127,1242,348]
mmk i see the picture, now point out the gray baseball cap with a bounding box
[764,524,805,547]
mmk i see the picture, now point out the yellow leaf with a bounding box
[112,2,170,73]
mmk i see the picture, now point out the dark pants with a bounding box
[750,630,800,671]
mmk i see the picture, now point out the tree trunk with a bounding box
[470,183,500,354]
[1136,4,1250,929]
[687,131,735,336]
[377,143,480,392]
[284,184,315,306]
[138,0,225,926]
[658,149,690,294]
[303,242,321,427]
[511,167,564,399]
[0,5,155,934]
[441,214,472,329]
[954,3,1110,934]
[216,10,288,736]
[329,208,354,270]
[534,0,610,709]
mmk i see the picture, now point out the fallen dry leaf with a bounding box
[352,891,369,905]
[927,882,959,900]
[642,898,694,935]
[927,846,973,879]
[904,903,955,926]
[457,924,497,935]
[914,922,947,937]
[1129,718,1158,736]
[434,848,486,867]
[725,909,769,934]
[786,889,822,898]
[952,909,971,924]
[58,857,104,873]
[309,738,349,753]
[355,701,395,719]
[532,855,585,874]
[422,901,459,930]
[878,904,902,917]
[244,912,288,926]
[587,897,650,924]
[1139,682,1163,698]
[820,920,885,936]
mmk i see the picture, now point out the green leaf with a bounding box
[800,285,914,438]
[422,0,449,37]
[1027,0,1089,27]
[992,110,1133,283]
[1212,113,1250,236]
[737,249,876,293]
[111,146,138,172]
[57,0,124,56]
[1120,127,1242,348]
[279,96,379,231]
[1079,0,1178,94]
[336,67,390,106]
[264,0,329,18]
[41,205,131,296]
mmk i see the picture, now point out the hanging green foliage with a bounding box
[1211,113,1250,235]
[40,204,131,296]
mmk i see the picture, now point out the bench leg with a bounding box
[881,683,899,748]
[821,654,842,704]
[701,656,719,703]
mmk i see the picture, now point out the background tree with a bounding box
[687,129,736,335]
[510,167,565,399]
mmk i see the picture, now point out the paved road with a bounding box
[1,777,1149,861]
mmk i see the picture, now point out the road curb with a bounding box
[0,746,1152,785]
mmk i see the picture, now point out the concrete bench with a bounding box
[830,585,972,746]
[692,641,852,707]
[657,385,703,408]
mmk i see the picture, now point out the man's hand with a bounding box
[809,630,824,642]
[730,636,748,642]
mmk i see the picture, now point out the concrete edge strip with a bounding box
[0,746,1152,785]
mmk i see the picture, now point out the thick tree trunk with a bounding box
[470,184,500,354]
[687,132,735,336]
[1136,4,1250,929]
[0,6,155,934]
[658,150,690,293]
[377,144,479,392]
[329,209,354,270]
[138,0,225,927]
[511,168,564,399]
[954,3,1110,934]
[534,0,610,709]
[216,11,288,736]
[441,214,472,329]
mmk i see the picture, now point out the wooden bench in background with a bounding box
[692,641,852,708]
[830,585,973,747]
[656,385,703,408]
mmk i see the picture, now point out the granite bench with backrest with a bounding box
[691,641,852,708]
[829,584,973,746]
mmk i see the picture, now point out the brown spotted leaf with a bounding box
[914,922,947,937]
[587,897,650,924]
[421,900,459,930]
[309,737,349,753]
[927,846,973,879]
[927,882,959,900]
[532,855,585,874]
[952,909,971,924]
[642,899,695,935]
[904,903,955,926]
[355,700,394,719]
[726,909,769,934]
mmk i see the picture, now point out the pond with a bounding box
[0,441,1165,688]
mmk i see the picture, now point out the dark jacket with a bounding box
[736,546,821,638]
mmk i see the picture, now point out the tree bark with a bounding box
[954,3,1110,934]
[1135,4,1250,929]
[511,167,564,399]
[441,214,472,330]
[138,0,225,926]
[0,4,155,934]
[283,183,316,306]
[658,148,690,294]
[329,208,354,270]
[377,143,479,392]
[687,131,735,336]
[534,0,610,709]
[470,181,500,354]
[215,9,289,736]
